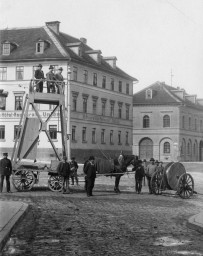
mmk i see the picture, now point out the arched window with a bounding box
[187,140,192,155]
[163,115,170,127]
[143,115,150,128]
[163,142,170,153]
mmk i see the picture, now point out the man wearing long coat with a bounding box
[0,153,12,193]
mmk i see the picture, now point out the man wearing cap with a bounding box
[55,67,65,94]
[84,156,97,197]
[133,159,145,194]
[56,156,70,194]
[146,158,158,194]
[0,153,12,193]
[34,64,45,93]
[69,157,79,186]
[46,65,56,93]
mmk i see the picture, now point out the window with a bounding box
[118,103,122,119]
[82,127,87,142]
[101,100,106,116]
[182,116,185,129]
[0,125,5,140]
[72,96,77,111]
[3,43,10,55]
[163,142,170,153]
[111,78,114,91]
[83,96,88,113]
[126,105,130,120]
[0,67,7,80]
[187,141,192,155]
[126,83,129,95]
[72,126,76,141]
[0,95,6,110]
[125,131,129,145]
[16,66,24,80]
[93,73,97,86]
[36,41,44,54]
[14,125,21,140]
[92,128,96,143]
[119,81,122,93]
[73,66,78,81]
[195,119,197,131]
[163,115,170,127]
[49,125,57,140]
[101,129,105,144]
[92,97,98,115]
[83,70,88,84]
[118,131,121,144]
[143,115,150,128]
[110,101,114,117]
[189,117,191,129]
[102,76,106,89]
[15,96,23,110]
[146,89,152,99]
[110,130,114,144]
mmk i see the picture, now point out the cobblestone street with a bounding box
[1,171,203,256]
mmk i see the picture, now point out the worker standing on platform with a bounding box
[0,153,12,193]
[46,65,56,93]
[34,64,45,93]
[55,67,65,94]
[56,156,71,194]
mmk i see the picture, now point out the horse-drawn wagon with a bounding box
[150,162,194,199]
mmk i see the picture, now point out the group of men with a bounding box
[34,64,65,94]
[133,157,164,194]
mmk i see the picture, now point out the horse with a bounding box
[94,155,138,193]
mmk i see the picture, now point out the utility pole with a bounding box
[65,62,71,160]
[170,69,174,87]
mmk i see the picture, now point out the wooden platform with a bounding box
[29,92,65,105]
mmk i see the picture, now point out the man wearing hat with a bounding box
[0,153,12,193]
[46,65,56,93]
[133,159,145,194]
[69,156,79,186]
[145,158,158,194]
[34,64,45,93]
[84,156,97,197]
[56,156,71,194]
[55,67,65,94]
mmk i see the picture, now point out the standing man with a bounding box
[0,153,12,193]
[46,65,56,93]
[69,157,79,186]
[133,160,145,194]
[34,64,45,93]
[145,158,158,194]
[56,156,70,194]
[55,67,65,94]
[84,156,96,197]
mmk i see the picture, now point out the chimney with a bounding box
[80,38,87,44]
[46,21,60,35]
[103,56,117,69]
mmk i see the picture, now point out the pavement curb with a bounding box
[187,212,203,234]
[0,203,29,252]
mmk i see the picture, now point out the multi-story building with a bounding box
[133,81,203,162]
[0,21,137,162]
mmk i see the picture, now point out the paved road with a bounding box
[1,174,203,256]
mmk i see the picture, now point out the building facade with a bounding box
[133,82,203,162]
[0,21,137,162]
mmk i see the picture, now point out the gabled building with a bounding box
[0,21,137,161]
[133,81,203,162]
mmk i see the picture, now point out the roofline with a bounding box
[0,57,71,63]
[0,26,42,31]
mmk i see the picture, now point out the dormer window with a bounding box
[146,89,152,99]
[3,43,10,55]
[36,41,44,54]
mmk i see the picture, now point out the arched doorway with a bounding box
[139,138,153,160]
[199,141,203,161]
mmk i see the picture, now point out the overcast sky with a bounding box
[1,0,203,97]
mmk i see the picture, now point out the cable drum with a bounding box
[165,162,186,190]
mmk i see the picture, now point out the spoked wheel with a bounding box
[12,169,35,191]
[177,173,194,199]
[151,170,164,195]
[48,174,63,192]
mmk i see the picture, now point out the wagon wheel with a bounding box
[12,169,35,191]
[48,174,63,192]
[177,173,194,199]
[150,170,163,195]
